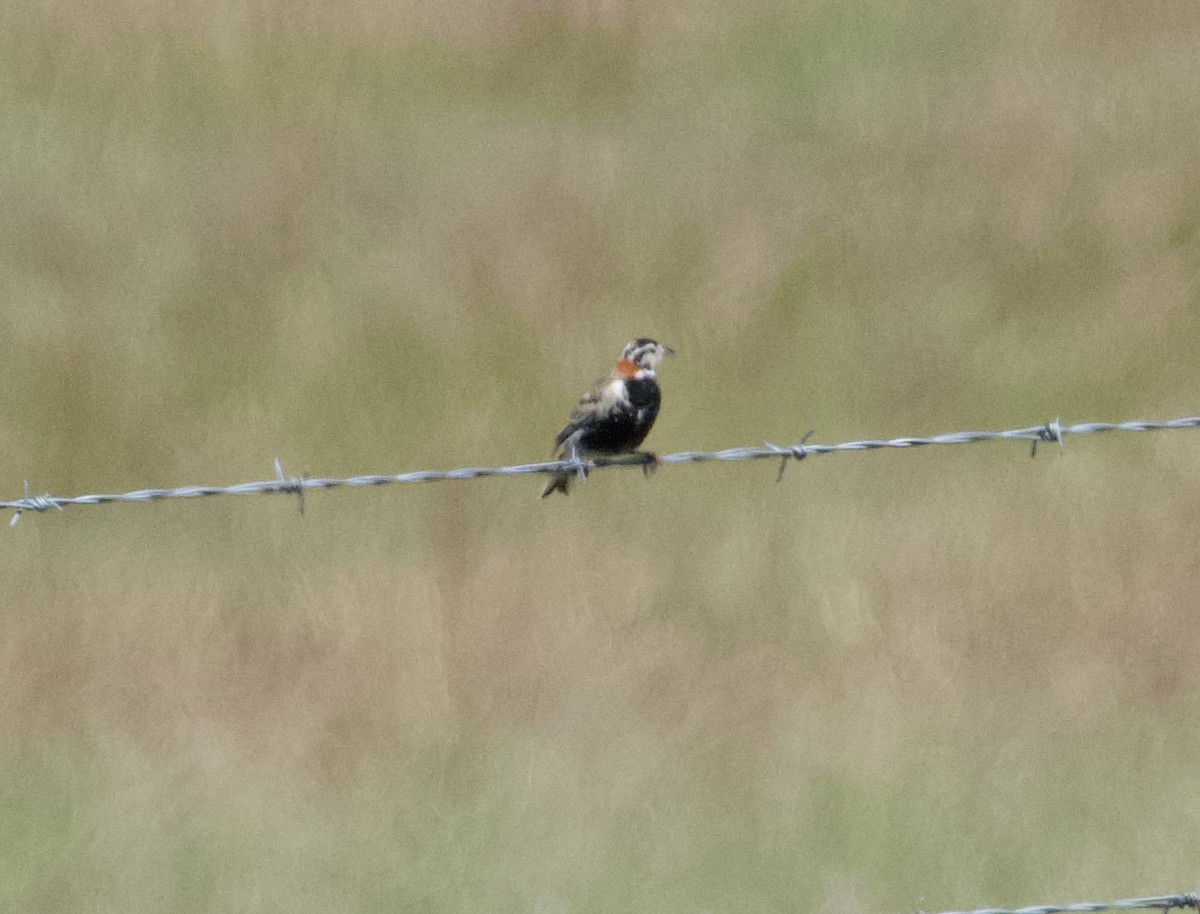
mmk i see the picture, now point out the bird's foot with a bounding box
[568,442,589,481]
[638,452,659,478]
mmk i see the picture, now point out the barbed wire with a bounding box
[918,890,1198,914]
[4,414,1199,525]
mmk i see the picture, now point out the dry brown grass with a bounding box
[3,2,1200,911]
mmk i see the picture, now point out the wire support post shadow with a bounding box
[4,414,1200,524]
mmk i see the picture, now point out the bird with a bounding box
[541,338,674,497]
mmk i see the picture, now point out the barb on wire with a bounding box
[766,429,815,482]
[273,458,305,517]
[1031,417,1065,458]
[4,415,1199,524]
[918,890,1199,914]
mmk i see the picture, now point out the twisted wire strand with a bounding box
[5,415,1199,525]
[922,891,1199,914]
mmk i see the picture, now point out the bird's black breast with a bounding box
[579,377,661,453]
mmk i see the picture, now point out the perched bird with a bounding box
[541,338,674,497]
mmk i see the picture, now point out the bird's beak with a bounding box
[662,345,675,357]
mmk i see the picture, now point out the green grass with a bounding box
[2,2,1200,911]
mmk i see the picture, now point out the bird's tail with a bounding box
[541,438,583,498]
[540,472,572,498]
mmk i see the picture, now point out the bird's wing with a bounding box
[553,376,626,450]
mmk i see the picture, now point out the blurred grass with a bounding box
[3,1,1200,911]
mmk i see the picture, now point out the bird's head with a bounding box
[618,338,674,376]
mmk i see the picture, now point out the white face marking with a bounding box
[622,340,671,372]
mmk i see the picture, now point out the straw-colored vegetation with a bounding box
[3,2,1199,911]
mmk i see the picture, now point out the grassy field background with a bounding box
[3,2,1200,911]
